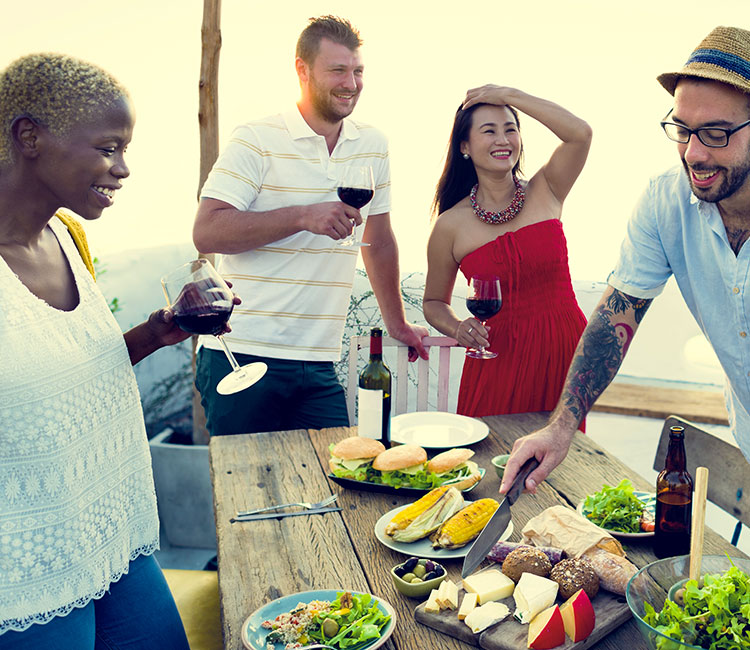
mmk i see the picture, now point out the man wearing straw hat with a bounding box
[501,25,750,493]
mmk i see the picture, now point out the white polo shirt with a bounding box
[199,106,391,361]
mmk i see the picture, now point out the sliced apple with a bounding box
[527,604,565,650]
[559,588,596,642]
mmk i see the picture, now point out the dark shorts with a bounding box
[195,347,350,436]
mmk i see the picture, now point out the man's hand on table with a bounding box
[499,420,576,495]
[388,322,430,362]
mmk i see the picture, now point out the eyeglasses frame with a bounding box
[660,108,750,148]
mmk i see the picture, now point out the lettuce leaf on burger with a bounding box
[328,436,386,482]
[425,448,482,491]
[371,444,434,489]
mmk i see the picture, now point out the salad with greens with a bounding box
[582,479,653,533]
[643,561,750,649]
[263,591,391,650]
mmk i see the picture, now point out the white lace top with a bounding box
[0,218,159,634]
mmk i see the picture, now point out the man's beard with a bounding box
[682,154,750,203]
[309,77,358,124]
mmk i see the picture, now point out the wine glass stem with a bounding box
[478,320,486,353]
[215,335,246,377]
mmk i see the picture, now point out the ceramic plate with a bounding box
[242,589,396,650]
[374,501,514,559]
[390,412,489,448]
[328,467,484,496]
[577,490,656,539]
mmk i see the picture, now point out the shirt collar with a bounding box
[282,105,360,142]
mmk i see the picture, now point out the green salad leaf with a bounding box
[583,478,645,533]
[642,560,750,649]
[309,592,391,650]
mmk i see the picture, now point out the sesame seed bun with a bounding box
[372,444,427,471]
[426,448,475,474]
[331,436,386,461]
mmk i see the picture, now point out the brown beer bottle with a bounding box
[654,425,693,558]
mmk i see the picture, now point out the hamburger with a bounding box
[372,444,429,488]
[426,448,482,491]
[328,436,386,482]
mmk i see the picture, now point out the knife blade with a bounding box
[232,507,342,522]
[461,457,539,578]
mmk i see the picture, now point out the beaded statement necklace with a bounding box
[469,175,525,225]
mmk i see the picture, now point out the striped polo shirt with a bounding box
[199,106,391,361]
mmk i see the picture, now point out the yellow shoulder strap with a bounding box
[56,212,96,280]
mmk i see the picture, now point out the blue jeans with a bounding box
[196,347,350,435]
[0,554,189,650]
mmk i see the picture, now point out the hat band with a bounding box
[686,47,750,81]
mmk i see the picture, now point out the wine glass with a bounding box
[336,165,374,247]
[465,276,502,359]
[161,259,267,395]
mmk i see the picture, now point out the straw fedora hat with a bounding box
[657,25,750,96]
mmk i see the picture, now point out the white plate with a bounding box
[242,589,396,650]
[374,501,514,559]
[577,490,656,539]
[390,412,489,448]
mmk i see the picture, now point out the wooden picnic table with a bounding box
[209,412,746,650]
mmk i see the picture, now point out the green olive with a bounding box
[410,577,424,583]
[413,564,427,578]
[401,572,416,582]
[322,618,339,637]
[673,587,686,607]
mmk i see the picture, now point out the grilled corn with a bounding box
[432,498,499,549]
[387,487,465,542]
[385,485,452,535]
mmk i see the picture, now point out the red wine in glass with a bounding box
[162,259,267,394]
[335,165,374,247]
[466,276,502,359]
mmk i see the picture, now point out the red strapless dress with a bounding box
[457,219,586,427]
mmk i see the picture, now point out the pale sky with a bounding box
[4,0,750,280]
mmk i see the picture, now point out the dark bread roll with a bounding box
[501,546,552,583]
[549,557,600,600]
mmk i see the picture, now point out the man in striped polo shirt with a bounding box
[192,15,428,435]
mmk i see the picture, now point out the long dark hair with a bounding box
[432,103,524,218]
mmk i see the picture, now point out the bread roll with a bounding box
[549,557,599,600]
[581,548,637,596]
[501,546,552,583]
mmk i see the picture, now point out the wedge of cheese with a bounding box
[462,569,515,604]
[464,601,511,633]
[458,591,479,620]
[424,588,441,614]
[513,573,559,624]
[437,579,458,610]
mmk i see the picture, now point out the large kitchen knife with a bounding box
[461,457,539,578]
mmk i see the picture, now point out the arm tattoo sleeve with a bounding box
[563,290,653,421]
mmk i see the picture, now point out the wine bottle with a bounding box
[654,425,693,558]
[357,327,391,446]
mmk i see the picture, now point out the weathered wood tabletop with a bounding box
[209,412,747,650]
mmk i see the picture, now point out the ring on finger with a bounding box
[467,326,473,335]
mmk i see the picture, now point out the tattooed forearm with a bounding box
[559,290,653,422]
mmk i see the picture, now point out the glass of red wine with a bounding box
[336,165,374,247]
[465,275,502,359]
[161,259,267,395]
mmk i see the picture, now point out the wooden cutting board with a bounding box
[415,585,631,650]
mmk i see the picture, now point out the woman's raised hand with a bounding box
[463,84,516,110]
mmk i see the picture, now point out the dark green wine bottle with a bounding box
[357,327,391,447]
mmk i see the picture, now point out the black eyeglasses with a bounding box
[661,109,750,148]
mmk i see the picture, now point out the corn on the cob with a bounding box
[385,486,451,536]
[432,498,500,549]
[391,487,465,542]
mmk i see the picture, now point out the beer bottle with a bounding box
[654,425,693,558]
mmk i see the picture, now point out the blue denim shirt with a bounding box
[608,165,750,462]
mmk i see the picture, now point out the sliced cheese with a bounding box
[464,601,511,633]
[462,569,515,604]
[513,573,559,624]
[424,588,441,614]
[435,578,450,608]
[339,457,370,471]
[442,579,459,610]
[458,591,479,620]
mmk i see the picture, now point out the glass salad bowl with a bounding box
[625,554,750,649]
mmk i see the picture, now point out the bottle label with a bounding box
[358,387,383,439]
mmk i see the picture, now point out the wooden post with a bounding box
[193,0,222,444]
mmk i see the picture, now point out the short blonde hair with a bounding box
[0,53,128,164]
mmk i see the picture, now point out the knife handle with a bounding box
[505,457,540,504]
